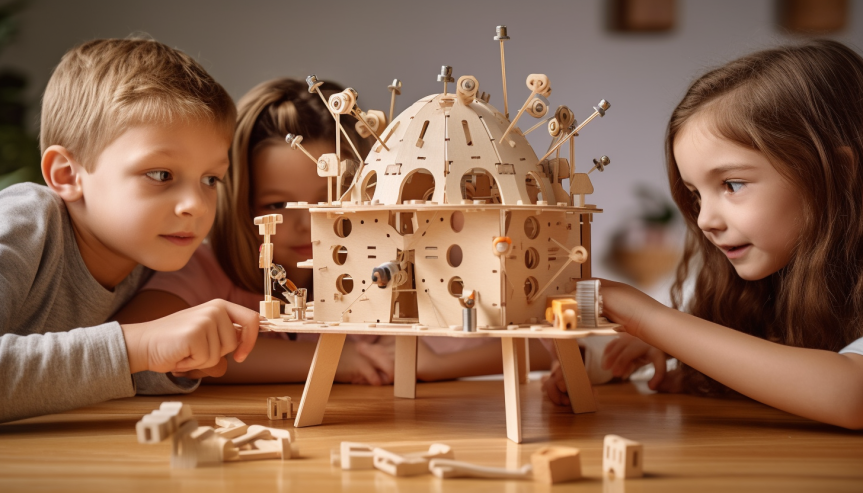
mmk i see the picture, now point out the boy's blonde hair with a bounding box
[40,37,236,170]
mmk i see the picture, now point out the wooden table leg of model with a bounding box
[553,338,597,414]
[501,337,523,443]
[513,338,530,384]
[294,333,348,427]
[393,335,418,399]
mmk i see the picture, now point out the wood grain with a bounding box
[2,380,862,492]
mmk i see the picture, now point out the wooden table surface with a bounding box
[1,378,861,492]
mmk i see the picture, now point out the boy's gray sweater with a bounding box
[0,183,197,423]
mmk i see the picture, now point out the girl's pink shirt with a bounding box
[141,243,490,354]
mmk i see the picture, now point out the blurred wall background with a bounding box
[1,0,860,299]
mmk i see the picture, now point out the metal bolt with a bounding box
[592,155,611,173]
[317,158,328,171]
[306,74,323,94]
[594,99,610,117]
[387,78,402,95]
[461,78,476,91]
[494,25,510,41]
[285,133,303,148]
[437,65,454,83]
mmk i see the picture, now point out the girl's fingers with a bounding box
[602,337,626,370]
[647,350,667,390]
[543,375,565,405]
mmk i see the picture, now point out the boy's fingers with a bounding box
[219,301,261,362]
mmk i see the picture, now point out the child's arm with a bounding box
[0,299,259,423]
[600,279,863,429]
[116,290,396,385]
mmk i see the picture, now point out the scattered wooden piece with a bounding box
[340,442,375,470]
[603,435,643,479]
[267,396,292,420]
[215,416,246,428]
[373,448,430,477]
[232,425,272,448]
[531,446,581,484]
[428,458,533,480]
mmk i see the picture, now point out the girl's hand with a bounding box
[541,360,570,406]
[602,333,669,390]
[597,278,667,338]
[335,338,395,385]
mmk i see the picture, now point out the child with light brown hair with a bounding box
[545,40,863,429]
[0,38,262,423]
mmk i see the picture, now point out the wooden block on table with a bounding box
[267,396,292,420]
[373,448,431,477]
[214,425,248,439]
[215,416,246,428]
[531,446,581,484]
[341,442,375,470]
[603,435,643,479]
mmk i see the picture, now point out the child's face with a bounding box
[674,115,803,280]
[75,123,230,272]
[251,140,331,288]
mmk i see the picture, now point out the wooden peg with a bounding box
[307,75,363,162]
[387,78,402,123]
[500,74,550,143]
[540,99,610,162]
[494,25,511,118]
[285,133,319,166]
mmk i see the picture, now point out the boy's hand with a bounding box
[121,299,260,375]
[336,337,395,385]
[602,333,668,390]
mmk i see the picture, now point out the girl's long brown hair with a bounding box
[667,40,863,395]
[211,78,370,293]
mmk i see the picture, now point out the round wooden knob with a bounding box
[328,90,355,115]
[548,118,560,137]
[526,97,548,118]
[526,74,550,94]
[555,106,575,130]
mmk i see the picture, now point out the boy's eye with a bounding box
[146,170,172,182]
[202,176,219,187]
[724,181,745,193]
[266,202,287,210]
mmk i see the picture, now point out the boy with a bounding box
[0,38,260,423]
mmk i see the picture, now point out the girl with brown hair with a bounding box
[545,40,863,429]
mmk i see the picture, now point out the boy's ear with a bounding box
[41,145,84,202]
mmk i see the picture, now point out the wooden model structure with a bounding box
[256,26,619,443]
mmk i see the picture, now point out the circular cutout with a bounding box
[524,247,539,269]
[334,217,352,238]
[447,244,463,267]
[450,211,465,232]
[333,246,347,265]
[448,276,464,297]
[523,277,538,298]
[336,274,354,294]
[362,171,377,202]
[524,217,540,239]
